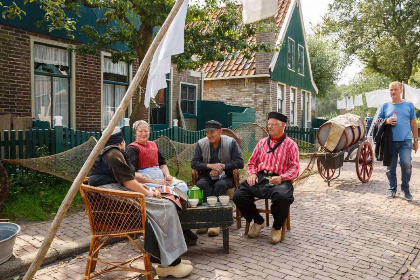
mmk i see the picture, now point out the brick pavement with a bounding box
[13,152,420,279]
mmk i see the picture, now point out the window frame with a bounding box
[101,52,132,130]
[290,87,297,126]
[180,83,197,118]
[306,92,311,122]
[30,38,75,128]
[277,83,286,114]
[287,37,295,71]
[297,44,305,76]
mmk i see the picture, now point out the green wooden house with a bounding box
[198,0,318,128]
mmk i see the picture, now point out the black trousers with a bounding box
[233,172,294,230]
[197,176,233,202]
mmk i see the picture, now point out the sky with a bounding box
[300,0,363,84]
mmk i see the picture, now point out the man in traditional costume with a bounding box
[233,112,299,244]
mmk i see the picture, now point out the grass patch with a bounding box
[1,166,84,222]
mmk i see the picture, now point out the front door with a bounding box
[150,81,170,131]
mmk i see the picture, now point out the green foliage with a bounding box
[2,167,83,221]
[322,0,420,82]
[307,33,346,98]
[1,0,25,19]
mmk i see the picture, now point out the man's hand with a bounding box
[209,170,219,177]
[165,174,173,182]
[207,163,224,172]
[386,117,397,126]
[269,176,283,185]
[413,141,418,153]
[154,179,169,186]
[247,174,258,186]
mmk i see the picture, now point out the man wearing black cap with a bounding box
[191,120,244,236]
[233,112,299,244]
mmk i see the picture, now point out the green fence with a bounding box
[0,127,101,159]
[122,126,206,144]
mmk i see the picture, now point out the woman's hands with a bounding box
[154,179,169,186]
[165,174,173,181]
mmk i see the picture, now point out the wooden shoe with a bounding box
[208,227,220,236]
[196,228,208,234]
[155,263,193,278]
[248,222,265,238]
[269,228,282,244]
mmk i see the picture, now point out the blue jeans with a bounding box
[386,139,413,192]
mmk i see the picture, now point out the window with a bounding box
[306,92,311,122]
[290,88,296,125]
[298,44,304,75]
[287,37,295,70]
[150,81,169,125]
[33,43,71,127]
[180,84,196,117]
[277,84,285,114]
[102,57,129,129]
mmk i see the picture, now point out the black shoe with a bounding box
[183,229,198,240]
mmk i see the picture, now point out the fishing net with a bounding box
[1,137,98,181]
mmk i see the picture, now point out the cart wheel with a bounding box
[356,141,374,183]
[317,158,336,181]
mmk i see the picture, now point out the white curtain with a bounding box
[34,44,68,66]
[102,84,127,129]
[346,96,354,110]
[104,57,128,76]
[34,75,51,123]
[354,94,363,106]
[404,84,420,109]
[103,84,114,129]
[53,77,69,127]
[115,85,127,127]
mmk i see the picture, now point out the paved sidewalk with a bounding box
[1,211,91,279]
[6,152,420,279]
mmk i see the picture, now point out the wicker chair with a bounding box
[79,184,152,280]
[191,128,242,227]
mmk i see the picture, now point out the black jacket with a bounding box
[372,118,393,166]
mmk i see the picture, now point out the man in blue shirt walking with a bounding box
[378,81,418,200]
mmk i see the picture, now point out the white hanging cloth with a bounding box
[364,89,388,108]
[242,0,278,24]
[104,57,128,76]
[354,94,363,106]
[404,84,420,110]
[144,0,189,108]
[34,44,69,66]
[346,96,354,110]
[337,98,346,109]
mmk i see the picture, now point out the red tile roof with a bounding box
[198,0,292,79]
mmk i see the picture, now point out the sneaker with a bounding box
[403,191,413,201]
[386,190,396,198]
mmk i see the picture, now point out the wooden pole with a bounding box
[23,1,185,278]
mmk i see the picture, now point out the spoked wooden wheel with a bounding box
[356,141,374,183]
[317,157,336,181]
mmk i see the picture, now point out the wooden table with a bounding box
[179,202,233,253]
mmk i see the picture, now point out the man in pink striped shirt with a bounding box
[233,112,300,244]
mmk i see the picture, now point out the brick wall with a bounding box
[0,25,31,117]
[0,24,104,131]
[255,31,275,75]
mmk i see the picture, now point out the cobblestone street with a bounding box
[20,152,420,280]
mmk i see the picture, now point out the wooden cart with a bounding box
[316,139,374,186]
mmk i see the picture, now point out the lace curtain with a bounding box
[34,44,69,66]
[104,57,128,76]
[34,75,69,126]
[103,84,127,129]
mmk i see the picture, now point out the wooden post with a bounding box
[22,1,186,279]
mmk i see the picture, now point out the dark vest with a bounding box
[88,145,132,186]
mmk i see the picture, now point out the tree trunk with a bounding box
[129,25,154,125]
